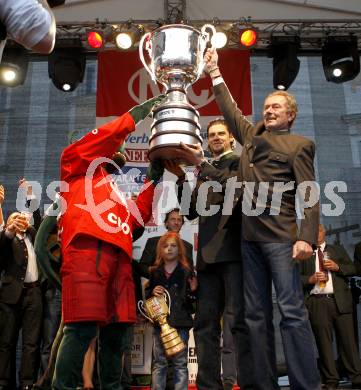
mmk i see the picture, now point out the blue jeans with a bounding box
[242,239,321,390]
[151,327,189,390]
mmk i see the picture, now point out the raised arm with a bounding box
[61,96,164,181]
[19,178,42,230]
[204,48,254,146]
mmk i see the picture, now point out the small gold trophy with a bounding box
[138,289,185,357]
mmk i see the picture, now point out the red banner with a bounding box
[96,49,252,117]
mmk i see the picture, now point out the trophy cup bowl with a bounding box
[138,290,185,357]
[139,23,216,165]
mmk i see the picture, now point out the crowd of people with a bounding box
[1,23,361,390]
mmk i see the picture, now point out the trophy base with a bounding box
[148,143,199,165]
[161,327,186,357]
[149,101,203,166]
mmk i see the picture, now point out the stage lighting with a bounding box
[211,31,228,49]
[0,47,29,87]
[239,28,257,49]
[269,37,300,90]
[322,36,360,83]
[86,30,104,49]
[48,40,86,92]
[115,32,132,49]
[114,24,143,50]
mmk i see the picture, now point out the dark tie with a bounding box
[318,247,325,272]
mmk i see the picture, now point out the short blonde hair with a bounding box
[265,90,298,127]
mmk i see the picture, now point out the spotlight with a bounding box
[114,24,143,50]
[269,36,300,91]
[239,28,257,49]
[86,25,113,50]
[86,30,104,49]
[0,46,29,87]
[211,31,228,49]
[3,69,16,82]
[115,33,132,49]
[322,36,360,83]
[48,39,86,92]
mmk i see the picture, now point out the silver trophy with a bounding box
[139,24,216,164]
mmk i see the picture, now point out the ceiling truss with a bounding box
[20,19,361,56]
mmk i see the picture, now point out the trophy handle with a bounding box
[198,24,217,79]
[138,300,154,323]
[201,24,216,47]
[163,289,171,315]
[139,32,156,82]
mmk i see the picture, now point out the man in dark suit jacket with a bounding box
[185,47,320,390]
[0,205,42,390]
[354,241,361,275]
[300,224,361,390]
[137,208,193,278]
[165,119,252,390]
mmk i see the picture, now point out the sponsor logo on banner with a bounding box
[128,68,214,110]
[125,148,149,163]
[96,50,252,117]
[125,132,150,145]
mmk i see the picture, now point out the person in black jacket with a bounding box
[300,224,361,390]
[0,180,42,390]
[165,119,252,390]
[146,232,197,390]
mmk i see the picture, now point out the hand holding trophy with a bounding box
[138,289,185,357]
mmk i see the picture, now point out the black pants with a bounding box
[0,286,43,388]
[39,287,61,377]
[307,294,361,387]
[194,262,253,390]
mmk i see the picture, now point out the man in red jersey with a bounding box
[52,96,165,390]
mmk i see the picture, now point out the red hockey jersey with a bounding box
[59,112,154,258]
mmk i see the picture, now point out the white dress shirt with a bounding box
[5,228,39,283]
[310,242,334,295]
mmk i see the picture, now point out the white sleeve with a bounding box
[212,77,224,87]
[0,0,52,49]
